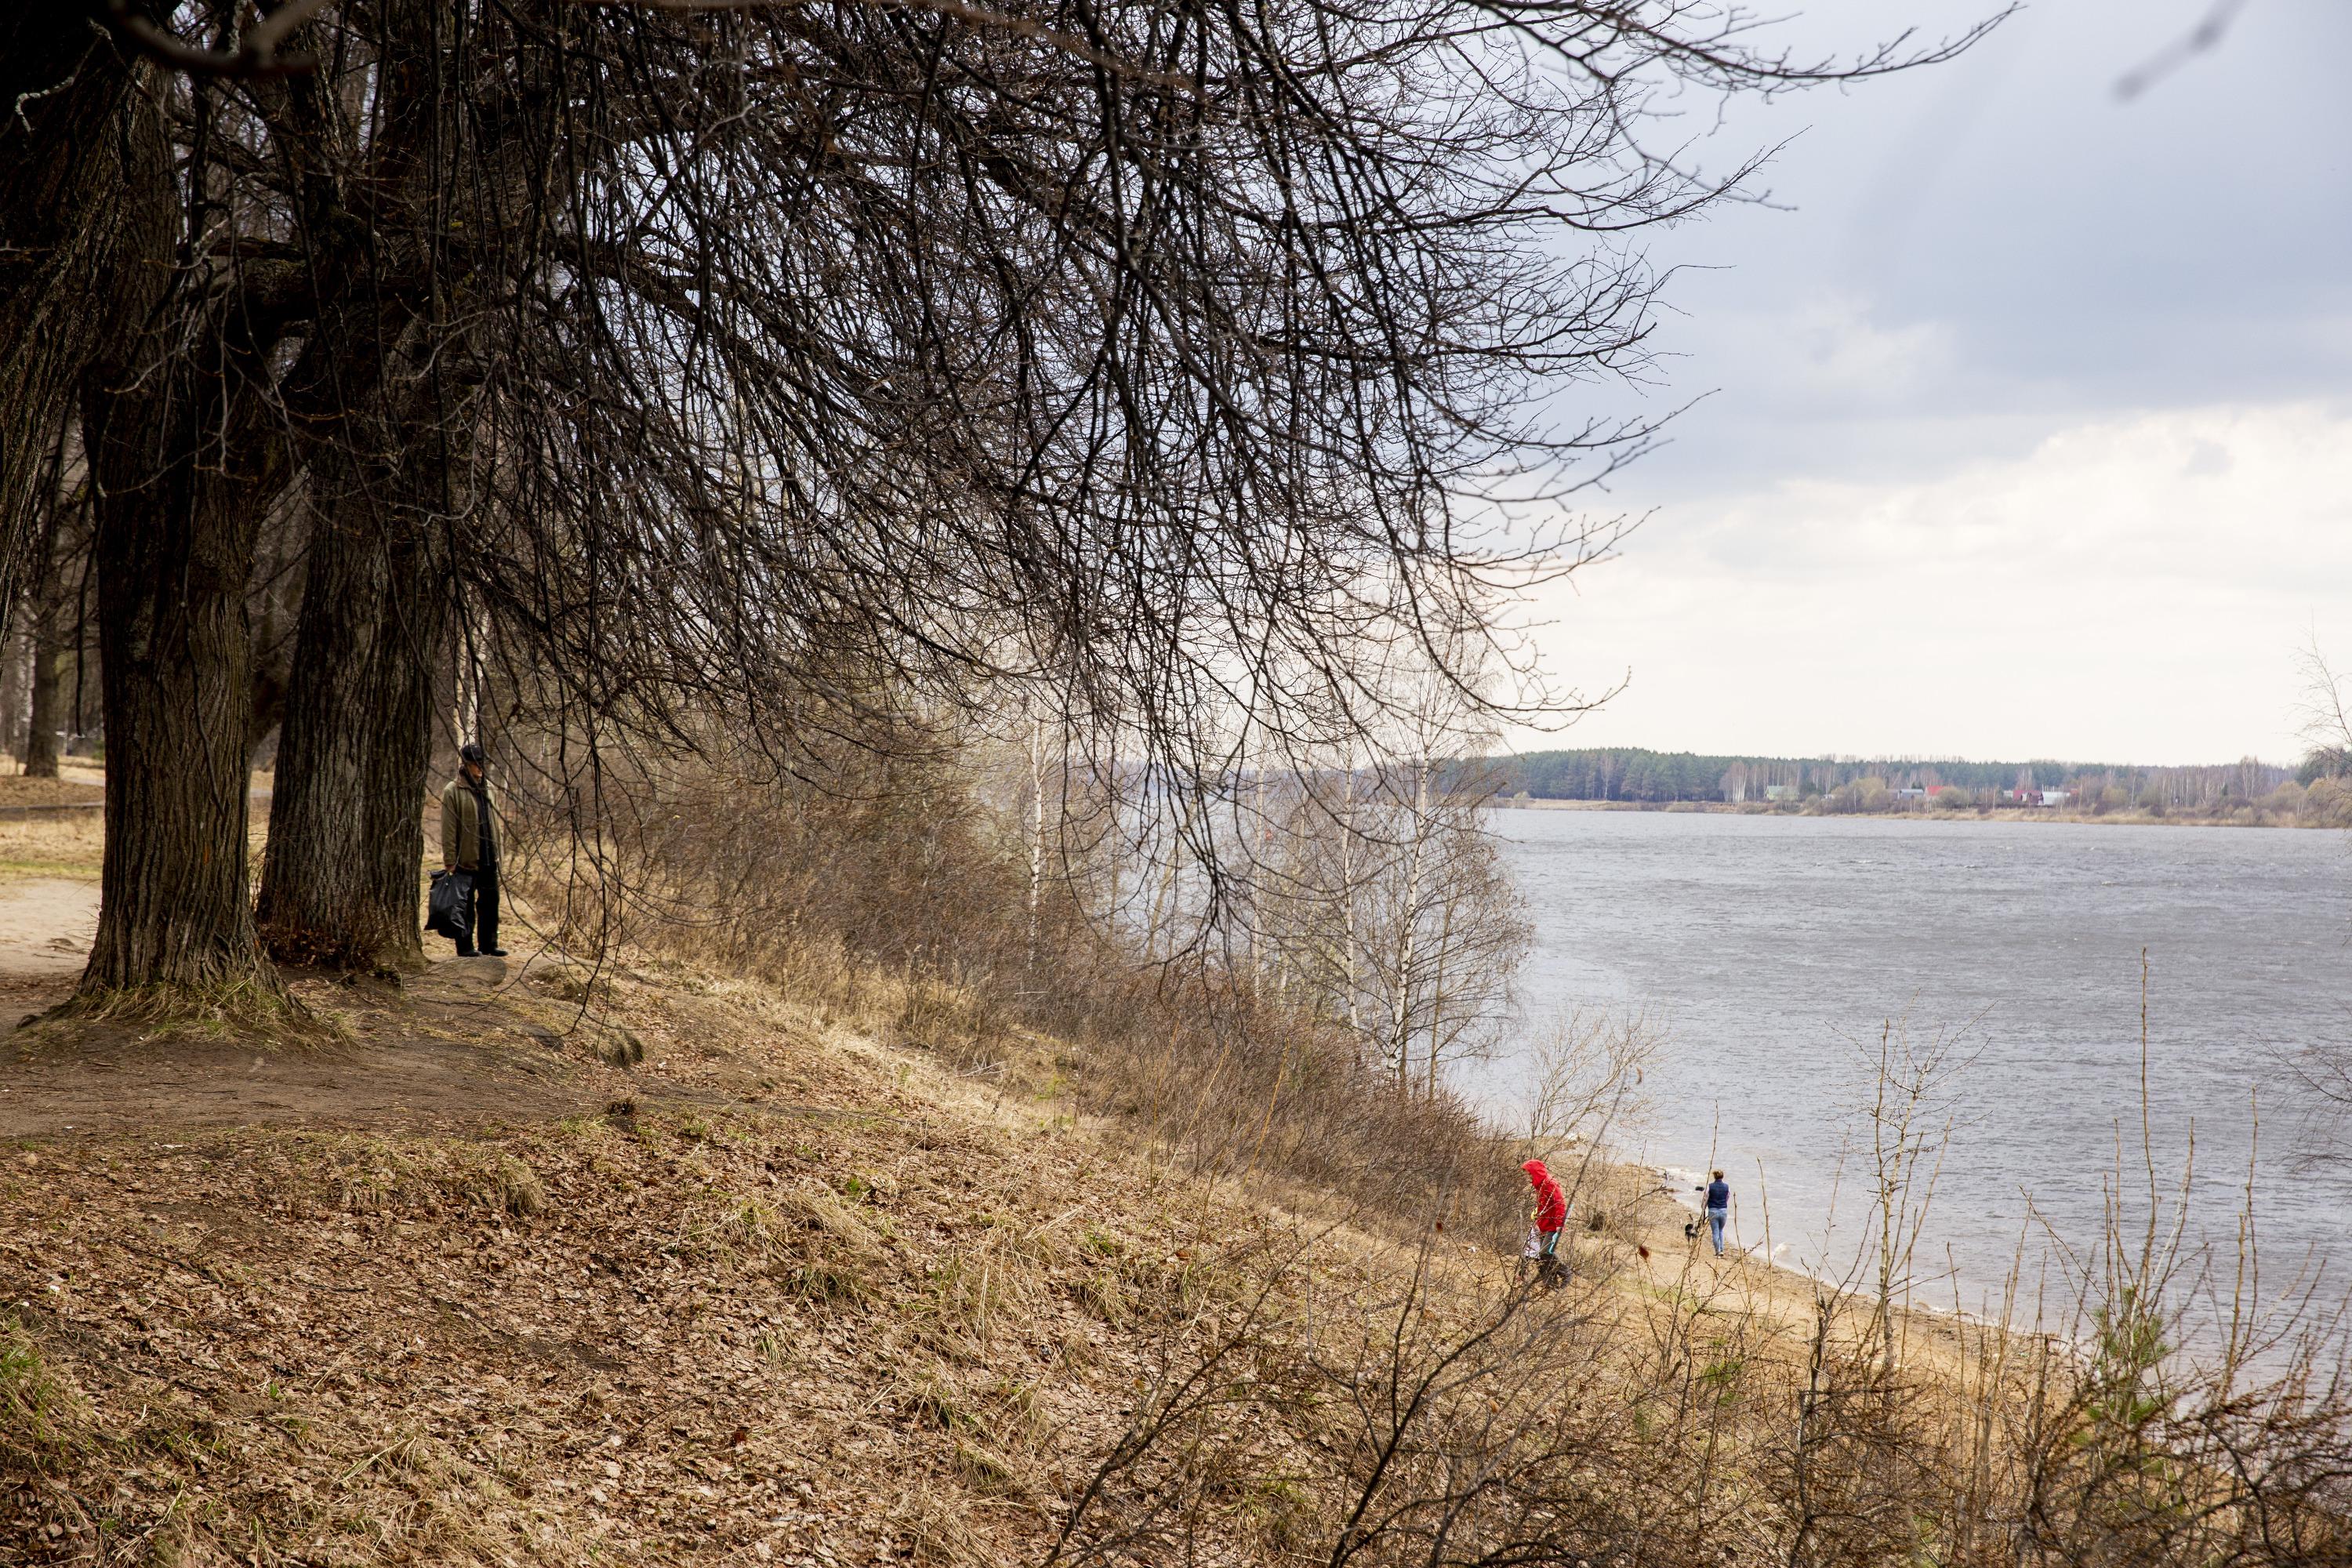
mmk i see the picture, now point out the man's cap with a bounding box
[459,742,488,765]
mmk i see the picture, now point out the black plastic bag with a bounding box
[426,869,469,940]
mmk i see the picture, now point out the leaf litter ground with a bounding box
[0,895,1272,1566]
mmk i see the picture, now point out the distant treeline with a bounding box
[1473,748,2313,811]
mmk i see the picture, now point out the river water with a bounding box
[1483,807,2352,1335]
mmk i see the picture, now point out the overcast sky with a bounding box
[1509,0,2352,764]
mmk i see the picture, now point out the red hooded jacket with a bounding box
[1523,1160,1567,1233]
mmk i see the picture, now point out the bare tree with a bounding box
[1846,1014,1973,1384]
[1247,750,1528,1095]
[339,0,1994,990]
[252,1,493,971]
[11,0,2000,1010]
[0,13,160,624]
[1517,1006,1656,1159]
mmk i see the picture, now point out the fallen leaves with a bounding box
[0,966,1238,1566]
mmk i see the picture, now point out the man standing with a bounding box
[1702,1170,1731,1257]
[439,742,506,958]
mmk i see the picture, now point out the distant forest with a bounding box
[1475,748,2313,811]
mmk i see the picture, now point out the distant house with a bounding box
[1894,786,1927,800]
[1925,784,1954,797]
[2040,789,2075,807]
[1763,784,1799,803]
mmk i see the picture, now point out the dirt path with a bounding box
[0,875,661,1140]
[0,877,98,980]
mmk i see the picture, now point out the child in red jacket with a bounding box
[1521,1159,1569,1284]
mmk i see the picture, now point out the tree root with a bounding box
[32,974,336,1050]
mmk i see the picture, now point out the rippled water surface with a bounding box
[1484,808,2352,1323]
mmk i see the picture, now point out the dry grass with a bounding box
[0,814,103,883]
[0,913,1543,1563]
[2,932,2347,1566]
[0,770,105,811]
[517,754,1527,1264]
[0,993,1255,1565]
[2,764,2347,1563]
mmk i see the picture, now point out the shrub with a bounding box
[512,739,1516,1243]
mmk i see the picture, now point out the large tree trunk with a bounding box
[60,42,289,998]
[80,365,286,996]
[9,16,292,1000]
[0,16,149,612]
[256,506,444,971]
[74,80,294,1005]
[253,2,459,973]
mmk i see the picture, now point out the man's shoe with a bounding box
[456,947,478,959]
[483,947,510,957]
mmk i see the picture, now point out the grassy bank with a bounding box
[1,810,2346,1566]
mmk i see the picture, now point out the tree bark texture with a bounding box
[0,16,150,613]
[24,622,65,779]
[245,518,304,769]
[78,176,290,997]
[254,5,460,971]
[257,507,444,971]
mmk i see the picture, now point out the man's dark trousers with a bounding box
[457,866,501,956]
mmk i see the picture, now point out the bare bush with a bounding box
[1042,1036,2352,1568]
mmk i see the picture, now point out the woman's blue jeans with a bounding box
[1706,1207,1727,1254]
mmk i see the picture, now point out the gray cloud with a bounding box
[1575,0,2352,504]
[1508,2,2352,760]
